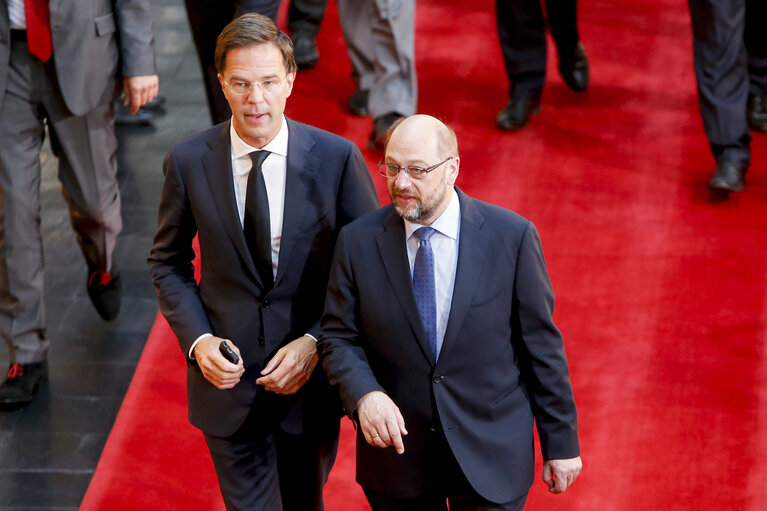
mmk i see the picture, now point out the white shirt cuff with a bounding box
[189,333,213,359]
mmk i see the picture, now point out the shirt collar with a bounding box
[229,115,289,161]
[405,189,460,241]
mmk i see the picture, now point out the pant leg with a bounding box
[544,0,579,57]
[287,0,328,38]
[688,0,750,165]
[204,430,284,511]
[337,0,377,91]
[273,417,340,511]
[42,67,121,274]
[745,0,767,95]
[0,37,49,364]
[368,0,417,119]
[495,0,548,100]
[235,0,282,21]
[185,0,236,125]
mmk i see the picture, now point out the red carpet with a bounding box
[82,0,767,509]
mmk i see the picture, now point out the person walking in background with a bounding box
[496,0,589,131]
[0,0,158,409]
[337,0,417,150]
[148,14,379,510]
[287,0,326,69]
[689,0,766,194]
[319,115,581,510]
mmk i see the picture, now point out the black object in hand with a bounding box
[219,341,240,365]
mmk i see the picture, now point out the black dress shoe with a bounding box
[0,361,48,409]
[709,161,746,193]
[559,42,589,93]
[87,267,122,321]
[368,113,403,151]
[293,36,319,70]
[496,97,541,131]
[349,88,369,116]
[747,94,767,132]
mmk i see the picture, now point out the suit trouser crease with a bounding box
[496,0,579,99]
[203,397,340,511]
[337,0,417,119]
[689,0,751,164]
[0,38,121,362]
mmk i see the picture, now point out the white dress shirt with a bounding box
[404,189,461,359]
[229,115,288,279]
[9,0,26,30]
[190,117,299,358]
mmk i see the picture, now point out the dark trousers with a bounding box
[184,0,282,125]
[204,397,340,511]
[689,0,767,166]
[496,0,579,99]
[287,0,327,38]
[363,428,528,511]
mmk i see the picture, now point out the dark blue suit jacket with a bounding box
[149,118,379,437]
[319,189,579,503]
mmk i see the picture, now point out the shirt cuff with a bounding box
[305,333,318,343]
[189,333,213,359]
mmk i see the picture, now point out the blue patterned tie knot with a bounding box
[413,226,437,360]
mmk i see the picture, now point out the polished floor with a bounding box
[0,0,212,508]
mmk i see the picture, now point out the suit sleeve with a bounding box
[115,0,157,76]
[147,149,213,359]
[318,228,385,416]
[513,223,580,461]
[304,142,379,340]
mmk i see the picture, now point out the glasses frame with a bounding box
[377,157,452,179]
[223,77,285,96]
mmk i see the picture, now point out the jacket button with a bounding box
[263,300,271,309]
[432,375,445,384]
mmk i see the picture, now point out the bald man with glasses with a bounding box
[319,115,581,510]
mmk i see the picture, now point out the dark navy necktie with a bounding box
[243,150,273,290]
[413,226,438,360]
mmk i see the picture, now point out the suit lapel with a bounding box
[201,122,261,284]
[439,190,489,362]
[274,119,320,287]
[376,209,436,367]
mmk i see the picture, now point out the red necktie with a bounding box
[24,0,53,62]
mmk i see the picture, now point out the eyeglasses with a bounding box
[377,157,452,180]
[224,77,284,96]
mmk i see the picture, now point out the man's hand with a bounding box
[356,391,407,454]
[255,336,317,394]
[542,456,582,493]
[122,75,159,114]
[193,336,244,389]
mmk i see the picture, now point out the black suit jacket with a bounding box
[319,189,579,503]
[148,118,379,438]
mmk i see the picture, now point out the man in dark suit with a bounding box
[319,115,581,510]
[688,0,767,194]
[495,0,589,131]
[148,14,379,511]
[0,0,158,408]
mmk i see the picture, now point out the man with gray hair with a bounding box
[320,115,581,510]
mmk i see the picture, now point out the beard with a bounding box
[392,173,449,223]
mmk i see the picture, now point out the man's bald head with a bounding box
[384,115,459,159]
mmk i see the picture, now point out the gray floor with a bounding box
[0,1,211,508]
